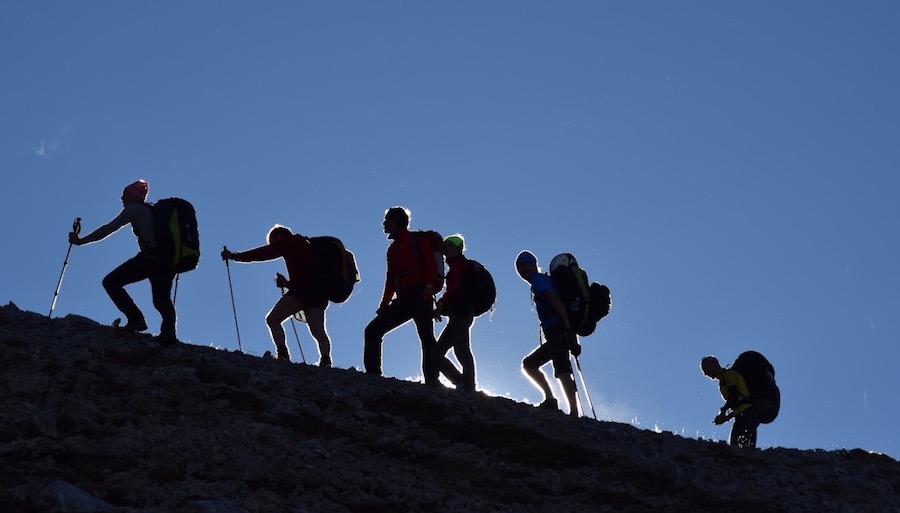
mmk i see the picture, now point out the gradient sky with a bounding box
[3,2,898,459]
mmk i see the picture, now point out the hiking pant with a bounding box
[103,252,176,338]
[731,408,760,448]
[522,324,573,378]
[432,311,475,390]
[364,288,438,384]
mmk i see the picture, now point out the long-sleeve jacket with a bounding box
[79,202,156,253]
[233,233,315,289]
[437,254,471,315]
[380,228,439,308]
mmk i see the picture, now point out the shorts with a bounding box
[522,324,573,378]
[286,286,329,310]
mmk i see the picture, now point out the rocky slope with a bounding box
[1,302,898,513]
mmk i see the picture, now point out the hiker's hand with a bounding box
[433,303,444,321]
[220,248,234,261]
[275,273,288,288]
[68,232,81,245]
[570,341,582,358]
[714,412,729,425]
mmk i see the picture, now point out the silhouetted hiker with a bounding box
[364,206,441,384]
[221,225,332,366]
[68,180,178,346]
[701,351,781,448]
[431,234,477,392]
[515,251,579,417]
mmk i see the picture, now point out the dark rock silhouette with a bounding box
[1,302,898,512]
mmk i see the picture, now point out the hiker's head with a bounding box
[515,250,539,280]
[442,234,465,257]
[122,180,149,204]
[700,356,721,379]
[267,225,292,244]
[383,206,410,235]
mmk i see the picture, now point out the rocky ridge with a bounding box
[1,302,898,513]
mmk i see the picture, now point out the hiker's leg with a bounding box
[266,294,303,360]
[102,254,149,329]
[363,301,412,375]
[303,307,332,366]
[450,314,476,390]
[731,409,760,448]
[148,265,176,340]
[522,345,555,401]
[432,321,463,387]
[558,371,579,417]
[412,302,438,385]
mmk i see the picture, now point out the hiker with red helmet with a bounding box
[68,180,178,346]
[515,250,579,416]
[431,234,477,392]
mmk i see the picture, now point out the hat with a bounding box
[443,234,465,252]
[123,180,149,201]
[515,251,538,266]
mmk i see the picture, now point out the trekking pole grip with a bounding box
[73,217,82,236]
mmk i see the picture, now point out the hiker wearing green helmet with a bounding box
[432,234,477,392]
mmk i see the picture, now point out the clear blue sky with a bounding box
[3,2,898,459]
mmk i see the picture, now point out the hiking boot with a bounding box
[538,397,558,411]
[319,356,332,368]
[157,334,178,347]
[119,320,148,333]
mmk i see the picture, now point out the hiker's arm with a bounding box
[72,209,130,245]
[232,244,282,263]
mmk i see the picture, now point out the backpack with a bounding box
[732,350,780,424]
[309,236,359,303]
[549,253,611,337]
[149,198,200,274]
[466,259,496,317]
[412,230,445,292]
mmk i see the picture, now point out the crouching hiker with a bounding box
[431,234,477,392]
[515,251,579,417]
[701,351,781,448]
[221,225,332,367]
[68,180,178,346]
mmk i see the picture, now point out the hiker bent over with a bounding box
[701,355,778,448]
[431,234,476,392]
[515,251,579,416]
[222,225,332,366]
[364,206,440,384]
[68,180,177,346]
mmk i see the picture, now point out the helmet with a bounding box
[549,253,577,273]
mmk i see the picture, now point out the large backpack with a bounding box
[412,230,445,292]
[149,198,200,274]
[466,259,496,317]
[732,350,780,424]
[549,253,611,337]
[309,236,359,303]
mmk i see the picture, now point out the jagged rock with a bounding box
[1,304,899,513]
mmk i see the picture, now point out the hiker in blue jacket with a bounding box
[68,180,177,346]
[515,251,579,416]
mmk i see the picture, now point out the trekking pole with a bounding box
[49,217,81,318]
[277,277,307,364]
[574,355,598,420]
[224,247,243,352]
[172,274,180,305]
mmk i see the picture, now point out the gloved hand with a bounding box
[570,341,583,357]
[221,247,234,261]
[275,273,288,288]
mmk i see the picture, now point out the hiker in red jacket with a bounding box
[364,206,440,384]
[432,234,476,392]
[221,225,332,366]
[68,179,178,346]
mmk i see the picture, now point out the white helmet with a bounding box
[549,253,577,273]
